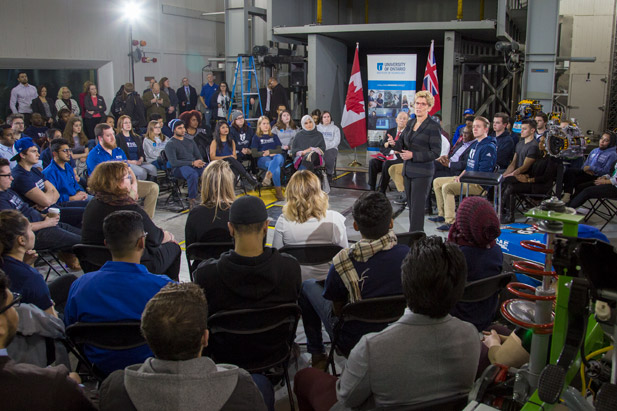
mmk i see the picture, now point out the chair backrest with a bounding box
[340,295,407,324]
[278,244,343,266]
[206,303,301,373]
[374,392,469,411]
[185,241,234,280]
[66,321,145,351]
[72,244,112,273]
[460,272,513,303]
[395,231,426,247]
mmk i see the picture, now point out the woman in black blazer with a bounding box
[393,90,442,232]
[83,83,107,140]
[30,85,57,127]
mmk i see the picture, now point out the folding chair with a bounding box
[583,197,617,231]
[460,272,514,303]
[35,249,69,280]
[72,244,112,273]
[206,304,302,411]
[327,295,407,375]
[278,244,343,267]
[459,170,503,219]
[185,241,234,281]
[395,231,426,247]
[159,150,187,211]
[65,321,146,382]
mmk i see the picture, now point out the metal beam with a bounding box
[442,31,456,134]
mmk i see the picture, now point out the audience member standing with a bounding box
[159,77,178,122]
[199,72,219,126]
[121,84,147,129]
[30,85,57,128]
[142,83,170,121]
[177,77,197,113]
[209,82,231,122]
[273,170,347,281]
[83,84,106,141]
[9,72,38,125]
[55,87,80,117]
[78,81,93,114]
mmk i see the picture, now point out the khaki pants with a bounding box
[388,163,405,192]
[137,180,160,219]
[433,176,483,224]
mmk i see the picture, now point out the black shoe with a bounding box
[393,193,407,205]
[428,216,445,223]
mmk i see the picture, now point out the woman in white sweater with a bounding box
[316,111,340,180]
[273,170,347,281]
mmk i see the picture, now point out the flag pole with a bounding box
[348,42,363,167]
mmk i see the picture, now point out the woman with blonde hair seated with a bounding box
[185,160,235,248]
[273,170,347,281]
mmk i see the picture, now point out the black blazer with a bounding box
[83,95,107,119]
[176,85,198,113]
[447,139,474,174]
[115,132,146,161]
[30,97,57,121]
[393,117,442,178]
[379,126,406,156]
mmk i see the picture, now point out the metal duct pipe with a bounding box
[457,0,463,20]
[317,0,322,24]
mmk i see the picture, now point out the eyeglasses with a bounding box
[0,174,12,178]
[0,292,22,315]
[414,102,428,106]
[59,148,72,153]
[12,122,24,125]
[136,232,148,246]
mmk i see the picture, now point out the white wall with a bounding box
[0,0,223,105]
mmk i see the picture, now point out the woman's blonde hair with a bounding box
[255,116,271,137]
[57,86,72,99]
[88,161,130,197]
[145,120,166,143]
[200,160,235,215]
[414,90,434,108]
[282,170,328,223]
[116,115,138,137]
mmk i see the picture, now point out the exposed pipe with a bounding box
[365,0,368,24]
[480,0,484,20]
[556,57,597,63]
[457,0,463,20]
[317,0,322,24]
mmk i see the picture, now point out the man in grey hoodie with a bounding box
[98,283,267,411]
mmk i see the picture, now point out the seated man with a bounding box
[43,138,92,206]
[562,131,617,202]
[164,119,206,209]
[0,125,19,169]
[0,270,95,411]
[11,137,85,228]
[490,113,515,171]
[431,116,497,231]
[99,283,266,411]
[0,158,81,260]
[368,111,408,192]
[64,210,174,376]
[294,236,480,410]
[87,123,159,218]
[502,118,540,182]
[299,192,408,369]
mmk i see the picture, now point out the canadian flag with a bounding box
[341,44,366,148]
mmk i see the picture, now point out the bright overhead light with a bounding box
[122,1,143,23]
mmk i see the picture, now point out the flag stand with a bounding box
[348,147,362,167]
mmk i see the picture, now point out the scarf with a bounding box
[95,191,137,207]
[332,230,398,303]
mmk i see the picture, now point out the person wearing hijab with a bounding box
[562,131,617,202]
[448,197,503,331]
[291,115,326,172]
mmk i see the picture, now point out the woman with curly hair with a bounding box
[62,116,90,177]
[179,110,207,140]
[272,170,347,280]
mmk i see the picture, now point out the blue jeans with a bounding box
[35,222,81,252]
[251,373,274,411]
[298,279,336,354]
[173,165,205,200]
[257,154,284,186]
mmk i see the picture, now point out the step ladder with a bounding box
[229,55,263,124]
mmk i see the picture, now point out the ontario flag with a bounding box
[422,40,441,116]
[341,43,366,148]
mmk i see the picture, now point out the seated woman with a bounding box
[229,111,255,163]
[251,116,285,201]
[62,117,90,178]
[272,170,347,281]
[448,196,503,331]
[81,161,181,280]
[142,120,168,170]
[185,160,235,266]
[209,121,258,189]
[272,109,297,152]
[0,210,77,316]
[179,110,211,160]
[316,111,341,181]
[501,135,559,223]
[569,160,617,209]
[115,115,158,182]
[291,115,326,172]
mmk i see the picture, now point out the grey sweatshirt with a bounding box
[165,137,203,168]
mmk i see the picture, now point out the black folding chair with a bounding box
[582,197,617,231]
[460,272,513,303]
[72,244,112,273]
[65,321,146,382]
[160,150,187,211]
[395,231,426,247]
[206,304,302,411]
[186,241,234,281]
[278,244,344,266]
[459,170,503,219]
[35,249,69,280]
[327,295,407,375]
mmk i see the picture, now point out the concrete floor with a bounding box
[44,147,617,410]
